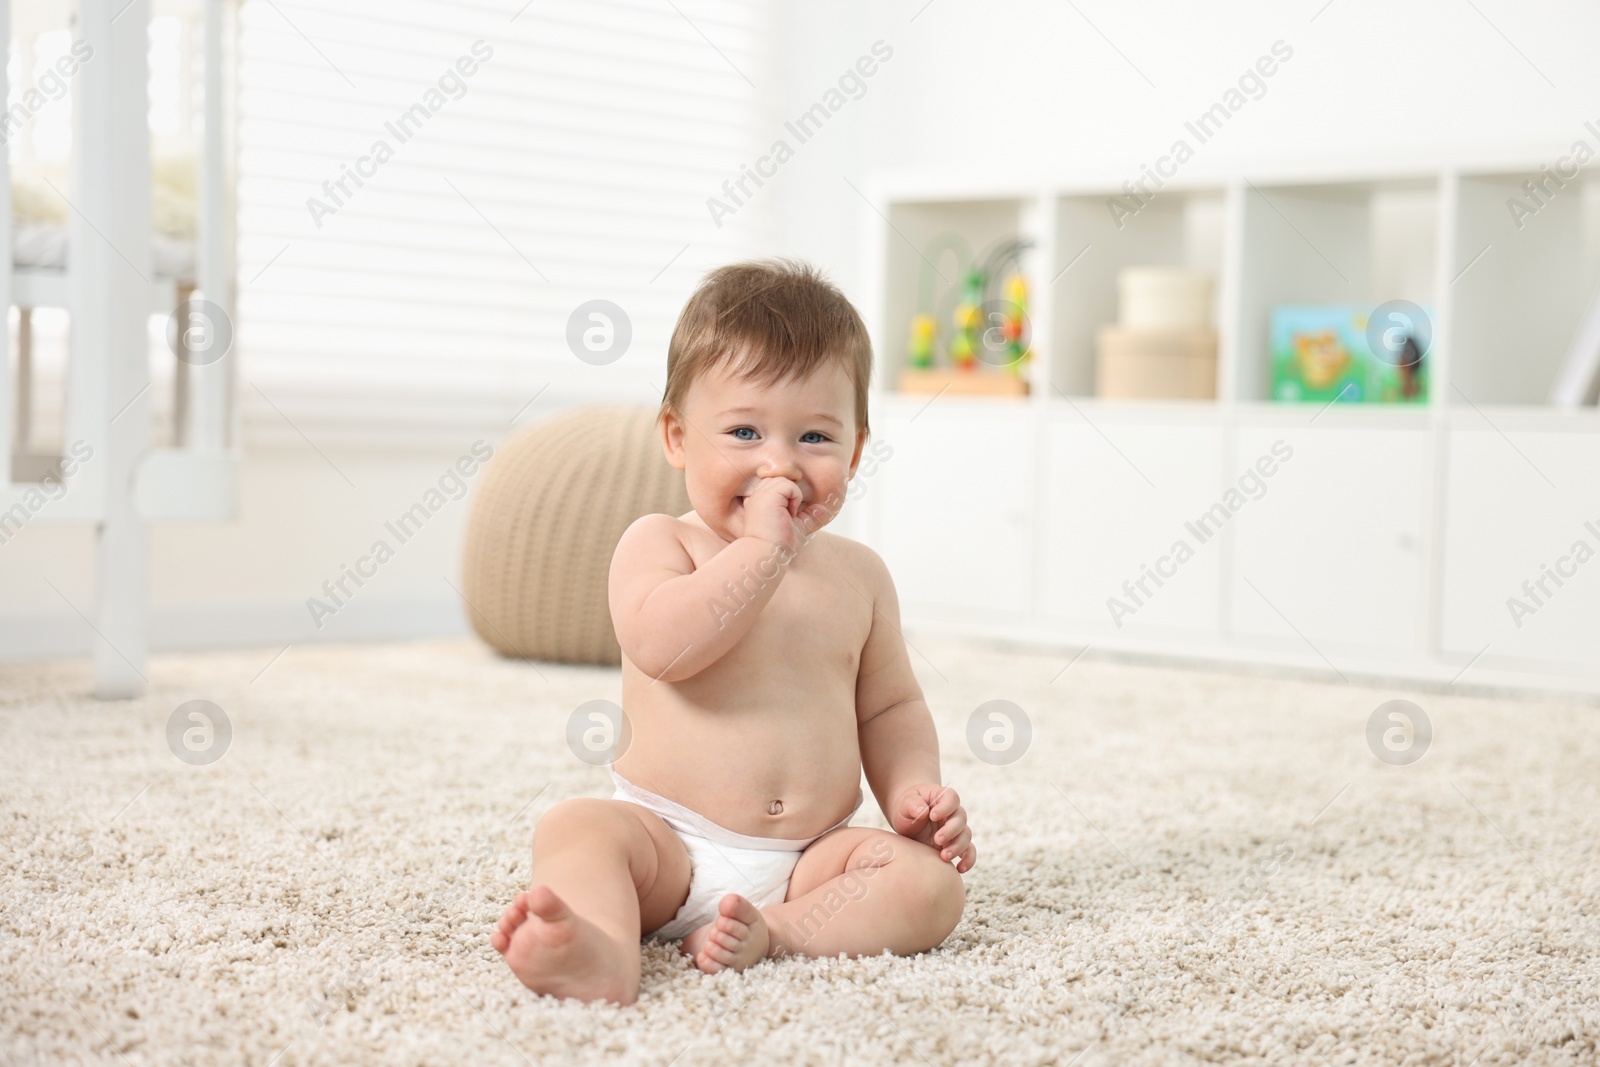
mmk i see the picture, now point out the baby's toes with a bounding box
[502,896,531,930]
[714,915,750,942]
[492,896,529,953]
[696,942,736,973]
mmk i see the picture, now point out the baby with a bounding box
[492,259,975,1004]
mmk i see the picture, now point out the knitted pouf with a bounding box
[461,405,689,666]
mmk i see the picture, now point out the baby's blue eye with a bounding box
[731,427,757,441]
[801,432,827,444]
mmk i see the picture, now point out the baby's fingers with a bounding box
[932,807,967,849]
[929,787,961,822]
[937,823,971,865]
[955,842,977,874]
[895,788,934,829]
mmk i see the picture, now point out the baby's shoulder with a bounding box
[809,531,891,589]
[620,511,689,544]
[611,512,696,575]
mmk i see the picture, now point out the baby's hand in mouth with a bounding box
[739,476,829,549]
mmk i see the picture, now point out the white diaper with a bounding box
[609,769,861,941]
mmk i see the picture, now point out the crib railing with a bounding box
[1,0,238,697]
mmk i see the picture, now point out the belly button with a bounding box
[767,799,784,816]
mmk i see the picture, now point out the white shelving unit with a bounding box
[853,157,1600,695]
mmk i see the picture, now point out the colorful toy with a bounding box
[906,314,936,369]
[907,233,1034,379]
[972,238,1032,372]
[950,268,984,370]
[1270,305,1429,403]
[997,271,1031,374]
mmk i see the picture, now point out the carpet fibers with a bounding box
[2,636,1597,1066]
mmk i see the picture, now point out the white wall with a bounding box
[766,0,1600,297]
[6,0,1596,663]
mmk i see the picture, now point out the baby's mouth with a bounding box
[732,495,809,512]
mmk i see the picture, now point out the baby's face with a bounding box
[664,357,866,543]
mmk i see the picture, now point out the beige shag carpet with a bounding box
[2,635,1597,1066]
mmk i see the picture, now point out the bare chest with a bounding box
[693,537,871,680]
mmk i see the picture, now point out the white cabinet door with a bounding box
[1042,416,1225,636]
[1440,426,1600,672]
[1227,424,1429,656]
[866,403,1035,618]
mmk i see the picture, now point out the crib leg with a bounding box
[174,284,194,446]
[84,0,153,700]
[14,307,31,457]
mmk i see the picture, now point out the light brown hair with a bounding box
[659,258,873,436]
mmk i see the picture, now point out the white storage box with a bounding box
[1095,326,1218,400]
[1118,268,1214,330]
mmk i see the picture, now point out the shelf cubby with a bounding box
[877,197,1031,392]
[1447,171,1600,406]
[1232,177,1438,403]
[1049,187,1225,399]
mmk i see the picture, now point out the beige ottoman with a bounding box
[460,405,690,666]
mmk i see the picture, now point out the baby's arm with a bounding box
[854,549,977,872]
[608,498,825,683]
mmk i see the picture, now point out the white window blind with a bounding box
[237,0,770,445]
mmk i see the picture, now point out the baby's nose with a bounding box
[756,445,802,480]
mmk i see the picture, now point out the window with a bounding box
[237,0,770,444]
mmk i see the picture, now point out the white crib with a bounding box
[2,0,238,697]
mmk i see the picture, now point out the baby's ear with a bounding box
[848,428,869,476]
[659,409,687,470]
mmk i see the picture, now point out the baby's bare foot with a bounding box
[680,893,770,974]
[493,886,634,1004]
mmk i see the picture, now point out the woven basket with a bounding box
[461,405,689,665]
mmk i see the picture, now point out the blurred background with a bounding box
[4,0,1599,695]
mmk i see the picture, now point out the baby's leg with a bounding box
[493,798,690,1005]
[761,828,963,959]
